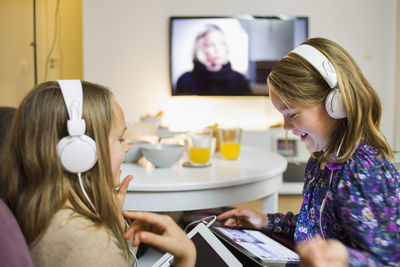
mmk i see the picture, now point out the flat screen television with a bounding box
[170,16,308,96]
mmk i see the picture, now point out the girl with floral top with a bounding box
[217,38,399,266]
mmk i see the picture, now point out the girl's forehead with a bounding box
[268,81,311,111]
[270,89,313,114]
[270,87,290,109]
[110,98,126,127]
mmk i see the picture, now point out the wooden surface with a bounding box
[230,195,303,214]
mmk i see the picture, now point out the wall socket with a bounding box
[49,58,59,69]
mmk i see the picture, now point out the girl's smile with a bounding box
[268,79,338,153]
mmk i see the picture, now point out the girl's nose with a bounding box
[125,140,133,153]
[283,117,294,131]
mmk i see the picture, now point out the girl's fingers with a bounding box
[137,231,170,251]
[224,218,238,227]
[123,211,167,226]
[217,209,241,220]
[132,231,141,247]
[117,175,133,196]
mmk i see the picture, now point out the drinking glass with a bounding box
[187,129,213,166]
[219,127,242,160]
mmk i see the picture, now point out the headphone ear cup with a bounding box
[325,89,347,119]
[57,135,97,173]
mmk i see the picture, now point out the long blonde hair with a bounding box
[0,81,131,259]
[268,37,393,162]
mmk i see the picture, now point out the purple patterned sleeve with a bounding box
[267,212,298,239]
[335,146,400,266]
[347,247,388,267]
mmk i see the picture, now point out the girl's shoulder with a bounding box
[30,209,129,267]
[336,142,399,192]
[344,142,392,172]
[47,208,118,248]
[51,208,106,235]
[305,142,394,177]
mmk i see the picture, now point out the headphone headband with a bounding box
[290,44,338,88]
[57,80,86,136]
[289,44,347,119]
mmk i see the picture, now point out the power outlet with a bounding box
[49,58,59,69]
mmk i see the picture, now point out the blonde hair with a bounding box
[0,81,131,260]
[268,37,393,162]
[193,24,228,66]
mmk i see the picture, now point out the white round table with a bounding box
[121,146,287,213]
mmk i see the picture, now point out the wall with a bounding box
[395,1,400,161]
[0,0,82,107]
[35,0,83,81]
[83,0,398,146]
[0,0,34,107]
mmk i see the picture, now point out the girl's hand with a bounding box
[217,208,268,231]
[122,211,196,267]
[115,175,133,227]
[296,235,349,267]
[115,175,133,210]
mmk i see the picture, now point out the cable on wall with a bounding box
[42,0,61,82]
[31,0,38,85]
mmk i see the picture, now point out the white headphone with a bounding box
[56,81,138,264]
[290,44,347,119]
[57,80,99,215]
[57,80,97,174]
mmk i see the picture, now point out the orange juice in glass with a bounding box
[187,129,213,166]
[189,147,211,164]
[219,127,242,160]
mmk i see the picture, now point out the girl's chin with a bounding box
[113,169,123,189]
[305,143,326,153]
[304,142,317,153]
[113,176,121,189]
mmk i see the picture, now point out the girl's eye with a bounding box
[119,137,126,143]
[289,113,298,118]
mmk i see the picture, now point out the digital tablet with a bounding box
[152,223,242,267]
[211,226,299,267]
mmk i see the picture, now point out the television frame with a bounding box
[169,15,309,96]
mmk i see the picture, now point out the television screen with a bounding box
[170,16,308,96]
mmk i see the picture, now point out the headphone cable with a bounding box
[77,173,98,216]
[78,173,138,266]
[319,135,345,240]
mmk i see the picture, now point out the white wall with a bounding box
[83,0,398,146]
[395,1,400,161]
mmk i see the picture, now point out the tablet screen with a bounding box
[212,227,299,265]
[157,233,232,267]
[152,223,242,267]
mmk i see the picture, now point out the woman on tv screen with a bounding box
[175,24,251,95]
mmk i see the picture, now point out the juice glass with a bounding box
[187,129,213,166]
[219,127,242,160]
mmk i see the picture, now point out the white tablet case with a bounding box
[211,227,299,267]
[152,223,242,267]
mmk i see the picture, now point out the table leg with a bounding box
[262,192,278,213]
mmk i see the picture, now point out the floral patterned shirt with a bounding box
[267,142,400,266]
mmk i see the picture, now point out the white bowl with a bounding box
[123,140,149,163]
[141,143,184,168]
[140,116,162,123]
